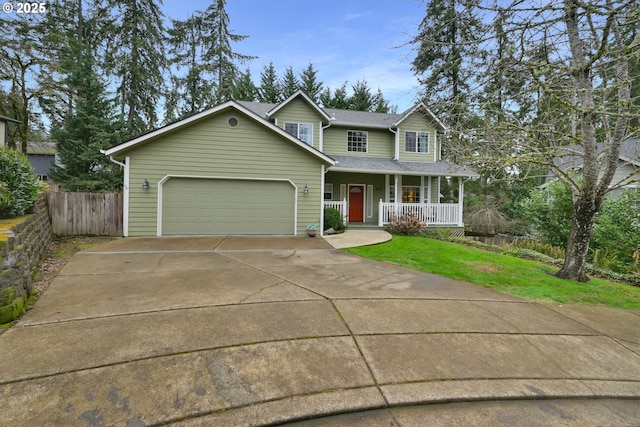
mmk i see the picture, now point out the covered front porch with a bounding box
[323,155,478,229]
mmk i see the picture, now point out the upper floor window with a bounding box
[347,130,368,152]
[405,131,429,153]
[284,122,313,145]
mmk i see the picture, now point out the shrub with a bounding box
[324,207,345,232]
[384,213,426,236]
[0,147,39,218]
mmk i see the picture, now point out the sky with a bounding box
[162,0,427,112]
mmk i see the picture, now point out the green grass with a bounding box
[345,236,640,311]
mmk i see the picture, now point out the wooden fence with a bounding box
[47,191,123,236]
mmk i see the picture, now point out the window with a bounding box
[324,183,333,200]
[389,186,421,203]
[405,131,429,153]
[284,122,313,145]
[347,130,368,152]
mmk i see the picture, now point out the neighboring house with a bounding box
[544,138,640,197]
[103,91,478,237]
[26,141,57,181]
[0,115,20,147]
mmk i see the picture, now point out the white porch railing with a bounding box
[378,201,462,227]
[324,199,348,223]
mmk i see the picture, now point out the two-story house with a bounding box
[103,91,477,237]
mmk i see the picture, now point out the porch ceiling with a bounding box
[328,155,479,177]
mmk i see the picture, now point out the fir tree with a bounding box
[258,62,281,103]
[232,68,259,101]
[201,0,256,103]
[105,0,167,138]
[299,63,323,102]
[281,66,299,99]
[49,47,122,191]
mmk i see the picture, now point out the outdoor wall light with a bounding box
[303,184,309,195]
[142,179,150,191]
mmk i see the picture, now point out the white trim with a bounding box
[420,176,425,204]
[347,130,369,153]
[123,157,130,237]
[389,127,398,160]
[366,184,374,218]
[103,100,335,165]
[156,175,298,236]
[348,183,366,222]
[403,130,430,154]
[320,164,326,236]
[283,121,314,146]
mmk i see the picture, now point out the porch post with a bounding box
[458,176,464,227]
[378,199,384,227]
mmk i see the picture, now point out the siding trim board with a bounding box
[157,175,298,236]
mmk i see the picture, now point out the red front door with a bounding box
[349,185,364,222]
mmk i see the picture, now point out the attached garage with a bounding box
[161,177,295,235]
[102,100,334,237]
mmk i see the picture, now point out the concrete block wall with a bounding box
[0,197,53,323]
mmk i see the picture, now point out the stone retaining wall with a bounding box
[0,197,53,323]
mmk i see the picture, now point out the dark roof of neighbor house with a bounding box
[27,141,57,155]
[330,155,479,178]
[544,138,640,185]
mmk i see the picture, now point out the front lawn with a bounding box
[345,236,640,311]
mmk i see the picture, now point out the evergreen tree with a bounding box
[200,0,256,103]
[299,63,323,102]
[372,88,393,113]
[0,12,45,152]
[105,0,167,138]
[167,13,214,118]
[320,82,350,109]
[258,62,282,103]
[349,80,374,111]
[49,47,122,191]
[410,0,484,126]
[281,66,299,99]
[232,68,259,101]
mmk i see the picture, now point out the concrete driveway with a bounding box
[1,235,639,426]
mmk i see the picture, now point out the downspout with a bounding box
[320,115,335,152]
[102,151,129,237]
[389,127,398,160]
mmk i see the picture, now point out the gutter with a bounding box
[101,150,125,168]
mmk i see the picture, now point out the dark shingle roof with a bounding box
[238,101,404,128]
[329,155,479,177]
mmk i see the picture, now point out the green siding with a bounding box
[323,126,394,157]
[122,110,326,236]
[271,98,324,148]
[397,111,438,162]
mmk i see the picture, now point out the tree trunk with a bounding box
[556,196,597,282]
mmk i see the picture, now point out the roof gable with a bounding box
[267,90,331,121]
[103,101,335,165]
[394,102,446,130]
